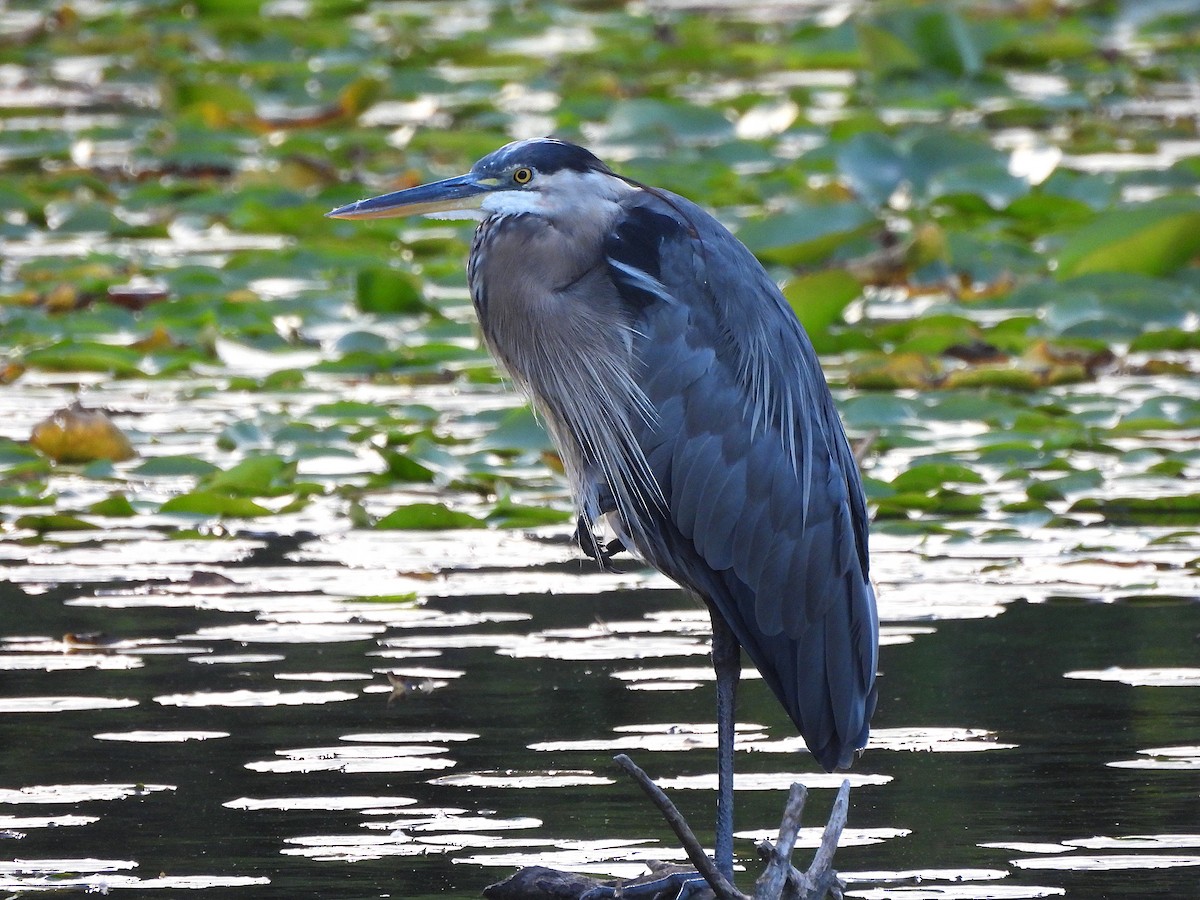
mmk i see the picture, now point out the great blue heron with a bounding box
[327,138,878,880]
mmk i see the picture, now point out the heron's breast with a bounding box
[469,214,628,391]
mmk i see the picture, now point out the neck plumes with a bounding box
[468,177,662,546]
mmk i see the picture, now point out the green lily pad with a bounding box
[14,514,99,532]
[783,270,861,341]
[858,7,982,78]
[205,456,296,497]
[1056,198,1200,278]
[375,502,485,530]
[1070,495,1200,525]
[376,448,438,483]
[24,342,144,377]
[486,497,571,528]
[135,456,221,477]
[88,494,137,517]
[738,202,876,266]
[601,98,735,146]
[355,268,427,315]
[891,463,985,492]
[160,492,273,518]
[479,406,555,454]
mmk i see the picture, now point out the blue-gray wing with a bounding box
[603,190,878,771]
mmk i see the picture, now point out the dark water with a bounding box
[1,537,1198,899]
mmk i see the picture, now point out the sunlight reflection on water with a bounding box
[93,730,230,742]
[1063,666,1200,687]
[431,771,616,789]
[154,688,358,707]
[0,695,139,713]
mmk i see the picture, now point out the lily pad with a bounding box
[1070,495,1200,525]
[14,514,99,532]
[30,405,136,464]
[1056,198,1200,279]
[24,342,144,377]
[783,270,862,340]
[737,203,876,266]
[205,456,297,497]
[375,502,485,530]
[486,498,571,528]
[355,268,427,315]
[160,492,273,518]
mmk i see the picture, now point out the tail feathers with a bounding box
[719,571,878,774]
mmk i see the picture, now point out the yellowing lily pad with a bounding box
[30,404,136,464]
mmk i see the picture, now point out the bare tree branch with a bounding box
[613,754,748,900]
[754,782,807,900]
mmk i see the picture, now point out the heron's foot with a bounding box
[581,864,710,900]
[575,516,627,570]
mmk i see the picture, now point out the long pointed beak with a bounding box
[325,173,490,220]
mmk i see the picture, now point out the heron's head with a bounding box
[326,138,630,223]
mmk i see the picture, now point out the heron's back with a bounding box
[606,191,879,771]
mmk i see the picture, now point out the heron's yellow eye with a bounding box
[512,167,533,185]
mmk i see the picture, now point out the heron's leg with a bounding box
[710,611,741,882]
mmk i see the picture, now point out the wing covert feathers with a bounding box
[602,191,879,772]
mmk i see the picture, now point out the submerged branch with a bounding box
[484,757,849,900]
[754,782,807,900]
[613,753,746,900]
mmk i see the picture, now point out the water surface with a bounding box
[1,533,1196,899]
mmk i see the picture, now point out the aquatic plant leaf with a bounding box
[839,394,921,429]
[375,503,485,530]
[941,367,1044,391]
[987,21,1096,65]
[479,406,554,454]
[1119,396,1200,430]
[486,498,571,528]
[217,421,268,451]
[601,98,735,145]
[1009,273,1195,341]
[332,331,391,355]
[1056,199,1200,278]
[352,593,420,605]
[738,203,876,266]
[0,439,42,466]
[847,353,937,391]
[311,400,395,420]
[835,132,908,208]
[911,7,983,76]
[854,23,923,78]
[88,494,137,517]
[134,456,221,477]
[377,448,438,484]
[930,163,1029,209]
[783,270,861,339]
[338,77,384,117]
[1129,328,1200,353]
[891,463,985,492]
[160,492,272,517]
[30,405,136,463]
[355,268,427,315]
[861,7,983,78]
[1070,495,1200,525]
[14,514,99,532]
[24,342,144,377]
[205,456,296,497]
